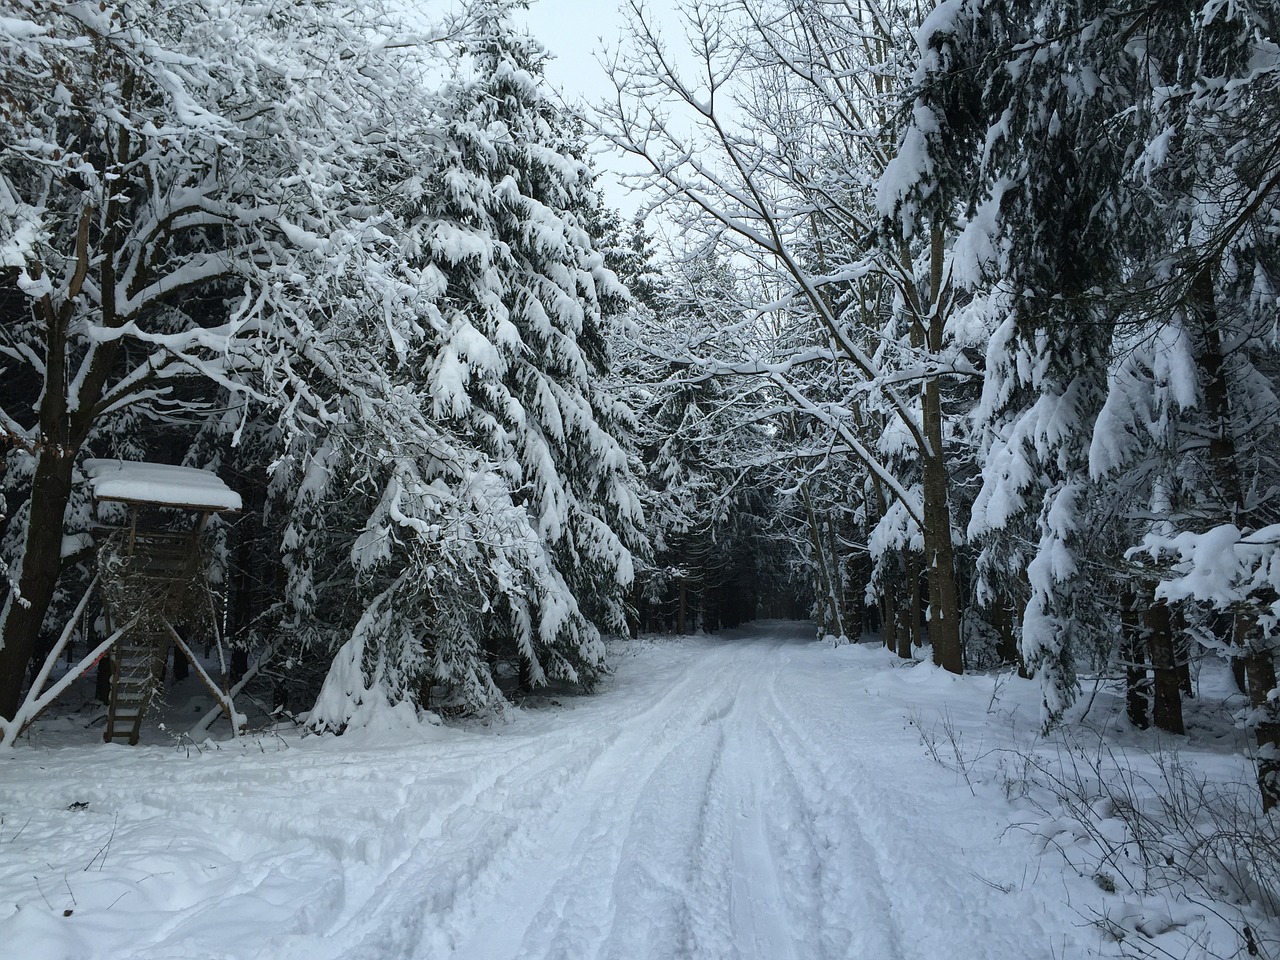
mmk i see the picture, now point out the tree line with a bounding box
[0,0,804,737]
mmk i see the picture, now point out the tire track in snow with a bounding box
[294,715,637,960]
[757,654,909,960]
[763,645,1047,960]
[1,626,1064,960]
[483,634,843,960]
[450,639,767,960]
[692,643,806,960]
[293,638,756,960]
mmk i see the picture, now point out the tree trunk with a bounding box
[172,645,190,682]
[920,227,963,674]
[1145,596,1184,735]
[1241,631,1280,810]
[907,552,924,653]
[827,509,849,638]
[896,558,913,660]
[1174,612,1193,697]
[1192,265,1279,806]
[881,582,901,656]
[1231,655,1249,696]
[95,653,113,704]
[1119,590,1149,730]
[992,596,1019,667]
[0,204,119,721]
[0,450,77,719]
[896,595,912,659]
[677,575,687,636]
[920,402,962,670]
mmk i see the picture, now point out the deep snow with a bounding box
[0,622,1262,959]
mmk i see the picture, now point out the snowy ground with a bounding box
[0,621,1264,960]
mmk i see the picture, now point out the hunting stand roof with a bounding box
[83,459,242,513]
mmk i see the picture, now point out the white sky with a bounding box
[392,0,689,214]
[518,0,686,215]
[517,0,628,103]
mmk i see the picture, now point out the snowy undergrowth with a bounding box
[896,650,1272,960]
[1007,731,1277,960]
[1,624,1270,960]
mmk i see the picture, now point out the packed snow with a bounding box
[0,622,1262,959]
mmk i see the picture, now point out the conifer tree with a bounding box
[302,5,645,725]
[891,0,1280,773]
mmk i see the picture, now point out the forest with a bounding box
[2,0,1280,956]
[2,0,1278,767]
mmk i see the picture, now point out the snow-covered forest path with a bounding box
[3,623,1091,960]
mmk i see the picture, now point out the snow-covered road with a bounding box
[2,623,1093,960]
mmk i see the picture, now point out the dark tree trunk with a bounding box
[907,553,924,652]
[95,653,113,704]
[1175,621,1193,698]
[1232,656,1249,696]
[1243,625,1280,810]
[1119,590,1149,730]
[0,451,76,719]
[1193,266,1279,806]
[1145,597,1183,735]
[991,598,1011,664]
[895,573,913,660]
[172,646,190,682]
[677,575,687,636]
[880,583,900,656]
[0,204,120,721]
[920,228,963,674]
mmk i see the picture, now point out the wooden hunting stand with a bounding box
[84,459,244,745]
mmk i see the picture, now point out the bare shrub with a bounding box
[1006,728,1280,959]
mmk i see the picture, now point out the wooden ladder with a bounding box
[104,626,166,745]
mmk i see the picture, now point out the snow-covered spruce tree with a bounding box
[298,7,644,726]
[893,1,1280,764]
[888,1,1153,721]
[1110,3,1280,796]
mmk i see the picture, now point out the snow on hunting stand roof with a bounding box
[83,459,242,512]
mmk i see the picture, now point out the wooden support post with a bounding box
[163,620,244,735]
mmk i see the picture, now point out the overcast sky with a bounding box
[518,0,687,215]
[517,0,626,102]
